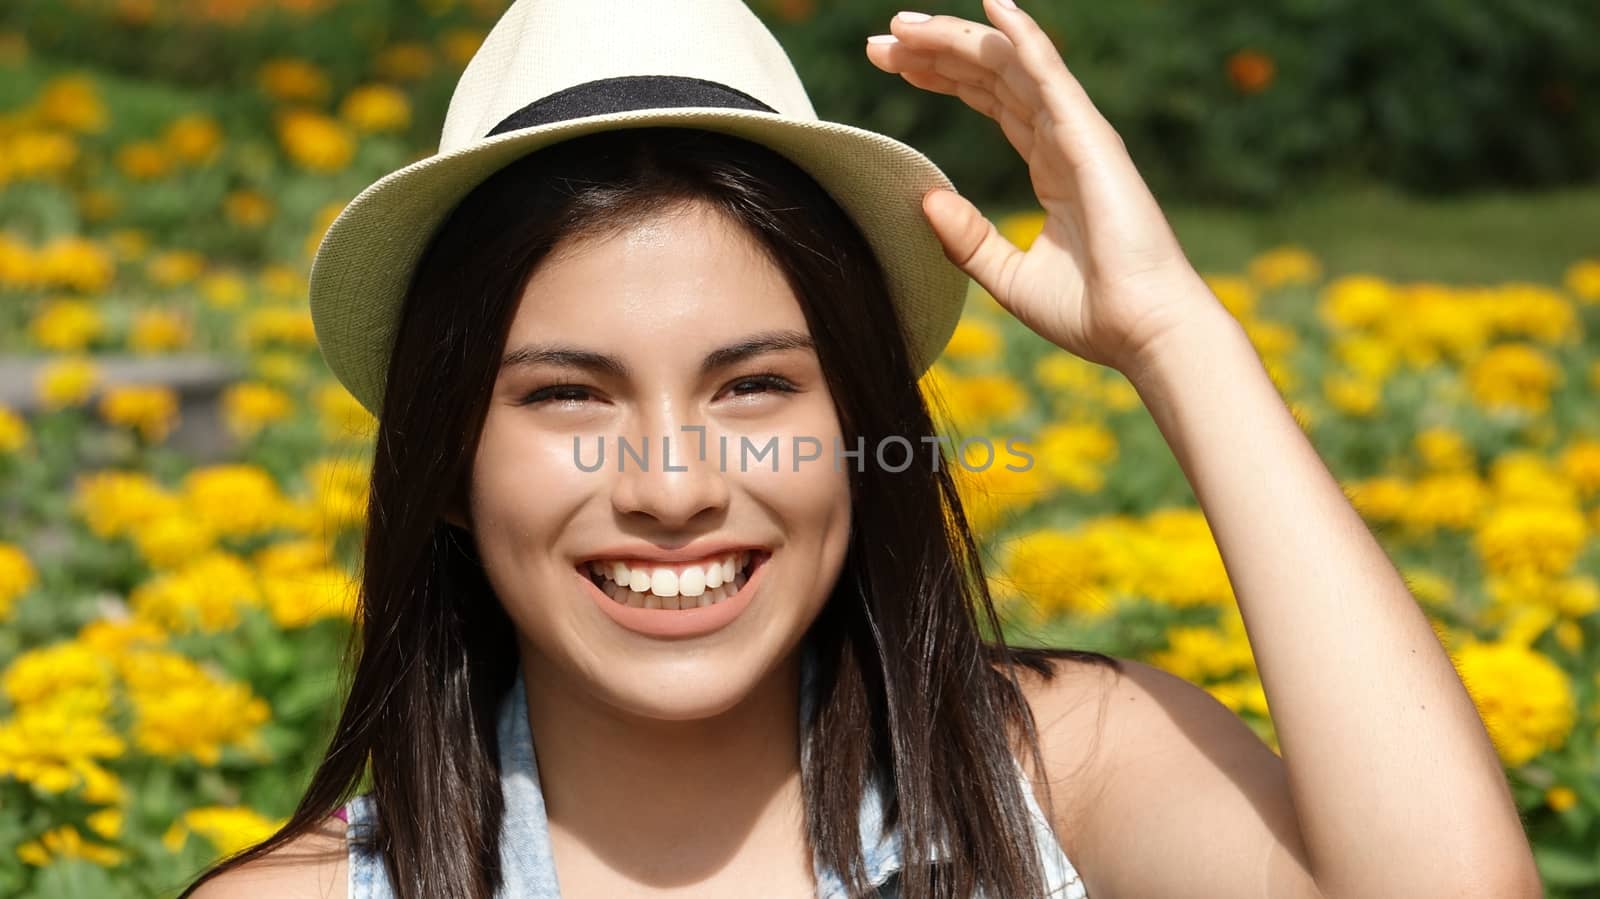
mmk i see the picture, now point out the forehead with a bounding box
[506,202,806,343]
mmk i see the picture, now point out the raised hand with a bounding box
[866,0,1223,373]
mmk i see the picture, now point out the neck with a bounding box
[518,647,810,889]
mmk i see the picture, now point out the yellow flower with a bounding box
[146,249,206,287]
[1247,245,1321,289]
[1150,622,1256,682]
[223,382,294,439]
[1465,343,1560,414]
[223,188,274,228]
[181,465,287,538]
[0,543,38,621]
[240,307,317,350]
[4,129,80,181]
[942,318,1004,363]
[115,140,172,180]
[1323,371,1380,417]
[1557,439,1600,499]
[129,308,192,353]
[37,75,107,133]
[948,457,1052,537]
[1203,274,1257,319]
[252,350,311,385]
[130,552,262,633]
[1343,476,1410,523]
[1451,639,1575,767]
[1318,275,1394,331]
[261,566,359,628]
[339,84,411,133]
[87,808,123,841]
[162,113,222,164]
[1034,421,1117,494]
[1490,451,1579,507]
[256,58,330,103]
[1398,472,1488,534]
[131,512,217,570]
[120,649,271,765]
[276,108,355,172]
[1333,335,1398,382]
[1564,259,1600,304]
[37,236,115,293]
[36,356,99,410]
[995,528,1112,618]
[74,470,182,538]
[201,271,250,309]
[0,404,30,453]
[1203,676,1271,717]
[920,364,1027,435]
[1483,282,1579,344]
[1413,426,1474,473]
[164,806,282,857]
[76,617,167,657]
[1475,502,1587,579]
[1545,786,1579,813]
[2,641,116,713]
[28,297,104,351]
[15,824,125,868]
[98,384,180,443]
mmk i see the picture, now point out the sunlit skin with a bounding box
[447,200,851,894]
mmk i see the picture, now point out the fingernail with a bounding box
[896,10,932,23]
[997,0,1018,9]
[867,34,899,44]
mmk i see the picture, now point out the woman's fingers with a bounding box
[884,12,1044,120]
[977,0,1128,158]
[893,66,1037,158]
[865,40,1036,157]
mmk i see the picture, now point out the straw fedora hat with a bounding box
[308,0,971,416]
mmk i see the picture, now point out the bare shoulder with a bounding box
[188,816,349,899]
[1005,654,1322,899]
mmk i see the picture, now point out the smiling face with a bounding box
[459,199,853,722]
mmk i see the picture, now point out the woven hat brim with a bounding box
[308,106,972,416]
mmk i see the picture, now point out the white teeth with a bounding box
[650,568,678,597]
[678,566,705,597]
[588,551,760,597]
[588,557,757,610]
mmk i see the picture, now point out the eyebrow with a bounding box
[499,329,817,379]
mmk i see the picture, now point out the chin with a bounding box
[584,654,769,722]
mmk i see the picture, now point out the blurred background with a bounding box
[0,0,1596,895]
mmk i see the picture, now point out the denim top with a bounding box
[341,646,1087,898]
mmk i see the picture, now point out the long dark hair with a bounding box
[181,126,1121,899]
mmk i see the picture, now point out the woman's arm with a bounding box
[1114,302,1541,899]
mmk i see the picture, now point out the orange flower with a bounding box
[1226,50,1275,95]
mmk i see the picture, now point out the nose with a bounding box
[608,417,731,529]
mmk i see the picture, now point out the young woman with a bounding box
[182,2,1541,898]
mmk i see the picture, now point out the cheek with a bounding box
[468,416,584,535]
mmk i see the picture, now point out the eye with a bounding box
[725,373,797,399]
[517,381,593,407]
